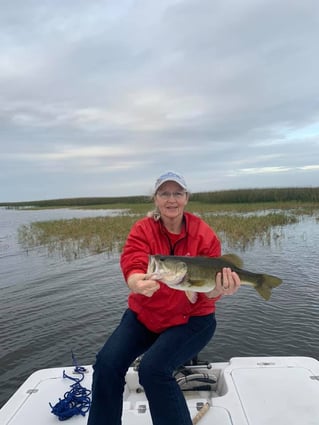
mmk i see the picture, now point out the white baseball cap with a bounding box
[154,171,188,193]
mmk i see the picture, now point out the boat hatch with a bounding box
[230,359,319,425]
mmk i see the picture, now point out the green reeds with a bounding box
[18,214,144,260]
[202,212,298,249]
[17,201,319,260]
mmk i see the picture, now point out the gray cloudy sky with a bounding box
[1,0,319,202]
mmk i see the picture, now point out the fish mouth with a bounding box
[147,255,188,286]
[147,255,176,283]
[147,255,159,275]
[147,255,171,281]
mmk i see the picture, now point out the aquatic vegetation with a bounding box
[202,212,298,250]
[18,215,143,260]
[17,201,318,260]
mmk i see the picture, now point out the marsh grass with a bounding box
[202,212,298,249]
[17,200,319,260]
[18,214,144,261]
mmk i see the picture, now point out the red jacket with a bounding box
[120,211,221,333]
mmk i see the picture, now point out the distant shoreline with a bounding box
[1,186,319,208]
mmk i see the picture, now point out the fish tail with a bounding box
[254,274,282,301]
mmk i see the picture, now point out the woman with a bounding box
[87,171,240,425]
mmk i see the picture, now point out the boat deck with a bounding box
[1,356,319,424]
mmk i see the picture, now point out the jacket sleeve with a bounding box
[120,219,152,281]
[196,219,222,258]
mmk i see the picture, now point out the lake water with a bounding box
[0,207,318,408]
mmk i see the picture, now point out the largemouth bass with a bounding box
[147,254,282,301]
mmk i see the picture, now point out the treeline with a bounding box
[1,187,319,208]
[190,187,319,204]
[0,195,151,208]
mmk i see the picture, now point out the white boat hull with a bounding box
[1,356,319,424]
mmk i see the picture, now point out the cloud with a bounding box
[0,0,318,201]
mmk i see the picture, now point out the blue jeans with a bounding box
[87,309,216,425]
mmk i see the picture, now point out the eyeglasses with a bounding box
[156,191,187,200]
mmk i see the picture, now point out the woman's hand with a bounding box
[127,273,160,297]
[206,268,241,298]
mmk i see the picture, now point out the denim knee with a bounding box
[93,350,113,380]
[138,355,168,389]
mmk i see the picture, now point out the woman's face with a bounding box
[154,181,188,221]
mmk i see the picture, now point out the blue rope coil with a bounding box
[49,352,91,421]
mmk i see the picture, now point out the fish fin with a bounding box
[185,291,198,304]
[220,253,243,268]
[254,274,283,301]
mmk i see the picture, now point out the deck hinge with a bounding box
[26,389,39,394]
[257,362,276,366]
[137,404,147,414]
